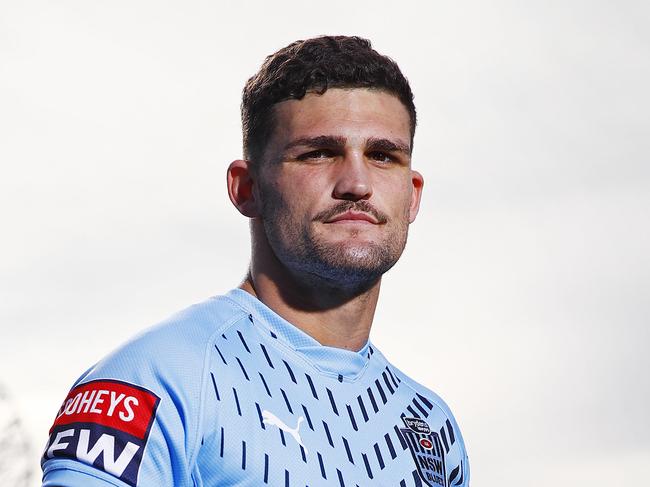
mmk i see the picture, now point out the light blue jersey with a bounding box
[42,289,469,486]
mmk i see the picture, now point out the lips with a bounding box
[325,210,379,224]
[314,201,388,225]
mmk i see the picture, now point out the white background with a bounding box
[1,0,649,485]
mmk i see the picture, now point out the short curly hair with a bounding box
[241,36,416,163]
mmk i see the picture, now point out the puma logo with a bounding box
[262,410,308,454]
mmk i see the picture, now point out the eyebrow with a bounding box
[284,135,346,152]
[366,137,411,155]
[283,135,411,154]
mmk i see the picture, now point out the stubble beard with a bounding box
[260,188,409,290]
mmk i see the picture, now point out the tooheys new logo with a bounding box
[42,379,160,487]
[401,417,447,487]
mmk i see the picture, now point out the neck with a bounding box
[239,234,381,351]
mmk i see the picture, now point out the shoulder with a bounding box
[88,294,247,378]
[399,368,458,420]
[371,346,459,418]
[65,293,251,438]
[373,346,471,486]
[41,293,249,487]
[371,346,471,469]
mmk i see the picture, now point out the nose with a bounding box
[332,152,372,201]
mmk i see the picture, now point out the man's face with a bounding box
[255,88,423,288]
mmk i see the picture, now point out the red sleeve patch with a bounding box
[43,379,160,487]
[50,379,159,439]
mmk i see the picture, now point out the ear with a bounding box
[408,169,424,223]
[227,159,260,218]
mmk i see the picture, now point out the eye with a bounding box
[297,149,336,161]
[367,151,395,164]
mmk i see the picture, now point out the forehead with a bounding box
[269,88,411,148]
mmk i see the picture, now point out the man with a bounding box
[42,36,469,487]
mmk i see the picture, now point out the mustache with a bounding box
[313,201,388,224]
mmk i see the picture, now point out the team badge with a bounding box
[42,379,160,487]
[400,417,447,487]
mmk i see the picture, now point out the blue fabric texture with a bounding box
[42,289,469,486]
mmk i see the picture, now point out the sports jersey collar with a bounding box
[226,289,371,379]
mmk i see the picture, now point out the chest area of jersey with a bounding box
[196,333,465,486]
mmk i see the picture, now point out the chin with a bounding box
[338,244,377,260]
[317,244,399,278]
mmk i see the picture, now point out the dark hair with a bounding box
[241,35,416,163]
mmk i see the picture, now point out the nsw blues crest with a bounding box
[400,417,447,487]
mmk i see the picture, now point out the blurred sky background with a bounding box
[1,0,649,485]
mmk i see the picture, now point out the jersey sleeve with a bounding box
[41,305,218,487]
